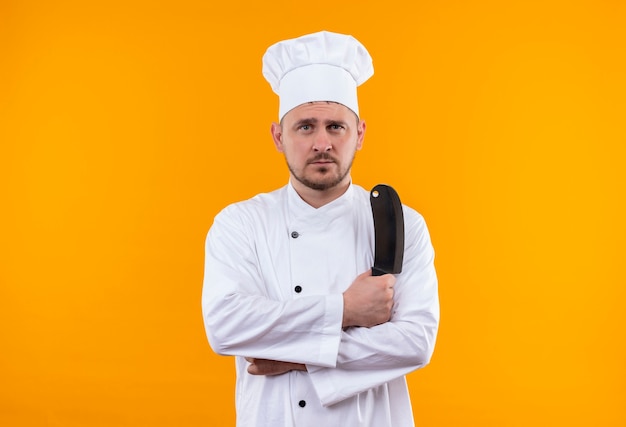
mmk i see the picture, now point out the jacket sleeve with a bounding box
[306,208,440,406]
[201,205,344,368]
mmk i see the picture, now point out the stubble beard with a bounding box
[287,152,356,191]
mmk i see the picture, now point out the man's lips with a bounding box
[307,155,336,165]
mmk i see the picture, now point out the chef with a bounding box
[202,30,439,427]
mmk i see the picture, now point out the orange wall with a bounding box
[1,0,625,425]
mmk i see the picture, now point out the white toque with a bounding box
[262,30,374,121]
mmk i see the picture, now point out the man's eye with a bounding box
[330,125,343,130]
[300,125,311,131]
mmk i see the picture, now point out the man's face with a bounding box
[271,102,366,191]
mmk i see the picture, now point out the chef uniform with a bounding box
[202,31,439,427]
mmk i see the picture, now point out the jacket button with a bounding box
[291,231,299,238]
[294,285,302,293]
[298,400,306,408]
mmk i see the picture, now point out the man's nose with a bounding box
[312,131,332,152]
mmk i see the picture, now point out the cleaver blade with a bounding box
[370,184,405,276]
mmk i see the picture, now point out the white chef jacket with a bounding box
[202,182,439,427]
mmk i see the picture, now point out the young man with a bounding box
[202,31,439,426]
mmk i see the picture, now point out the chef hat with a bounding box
[262,30,374,121]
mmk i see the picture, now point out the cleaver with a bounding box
[370,184,405,276]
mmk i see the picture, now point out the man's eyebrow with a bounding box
[326,119,348,127]
[293,118,319,127]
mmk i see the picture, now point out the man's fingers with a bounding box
[246,357,256,375]
[382,273,396,288]
[246,358,306,376]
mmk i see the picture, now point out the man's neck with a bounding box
[290,178,351,209]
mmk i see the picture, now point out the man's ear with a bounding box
[356,119,366,150]
[271,122,284,152]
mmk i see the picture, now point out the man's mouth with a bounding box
[308,155,335,165]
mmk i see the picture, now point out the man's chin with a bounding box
[288,162,350,191]
[299,175,344,191]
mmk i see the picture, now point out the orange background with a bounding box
[1,0,625,425]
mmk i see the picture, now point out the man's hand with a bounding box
[245,358,307,376]
[342,270,395,328]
